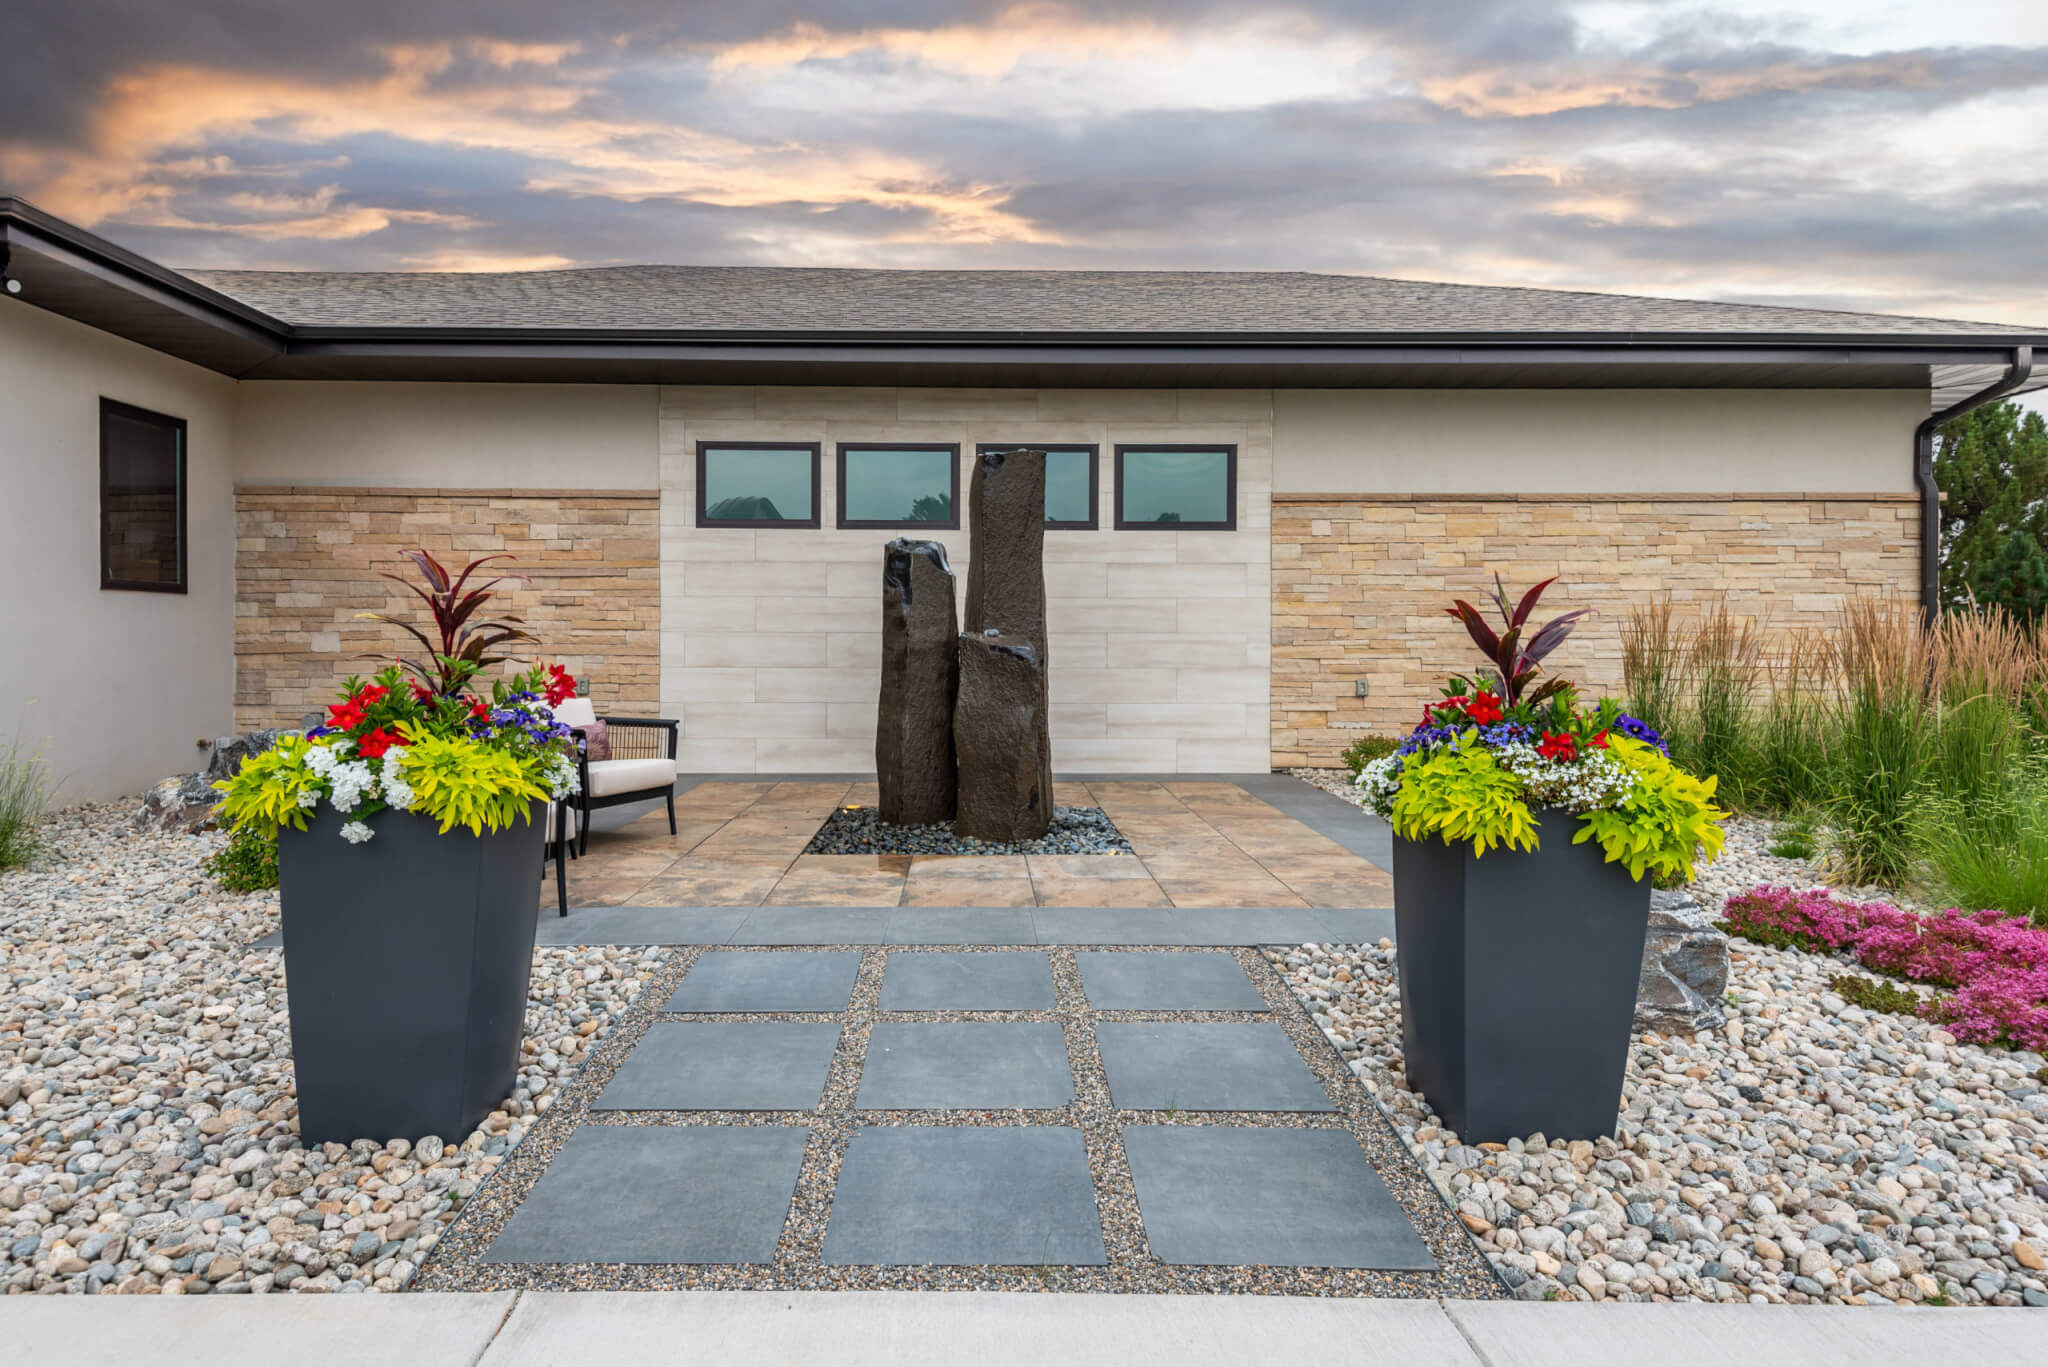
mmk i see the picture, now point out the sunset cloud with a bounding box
[1,1,2043,325]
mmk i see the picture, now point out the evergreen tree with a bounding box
[1935,399,2048,618]
[1968,527,2048,622]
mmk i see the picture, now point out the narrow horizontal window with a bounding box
[837,444,961,529]
[100,398,187,593]
[1114,445,1237,531]
[696,442,821,528]
[978,444,1099,530]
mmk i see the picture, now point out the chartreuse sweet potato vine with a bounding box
[394,729,551,835]
[1573,735,1728,882]
[214,735,326,836]
[1388,735,1540,856]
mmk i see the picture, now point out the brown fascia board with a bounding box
[5,194,2046,381]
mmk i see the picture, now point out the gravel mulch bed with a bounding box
[1277,772,2048,1307]
[804,805,1134,857]
[1,803,660,1296]
[415,943,1502,1298]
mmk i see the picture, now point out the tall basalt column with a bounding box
[954,634,1052,841]
[876,538,959,826]
[956,448,1053,841]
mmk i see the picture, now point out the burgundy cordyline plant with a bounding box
[362,549,537,696]
[1445,574,1593,707]
[1721,887,2048,1052]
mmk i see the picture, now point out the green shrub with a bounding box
[1341,734,1400,776]
[1684,602,1764,804]
[1829,973,1922,1016]
[0,735,50,869]
[204,823,279,892]
[1914,759,2048,926]
[1767,815,1817,861]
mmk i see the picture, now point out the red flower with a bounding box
[326,700,367,731]
[544,664,577,707]
[410,680,436,704]
[354,727,410,760]
[1537,731,1577,762]
[1464,690,1504,725]
[354,684,389,706]
[1591,730,1610,749]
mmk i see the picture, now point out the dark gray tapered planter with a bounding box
[278,804,545,1144]
[1392,807,1651,1142]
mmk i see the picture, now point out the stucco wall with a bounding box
[1272,389,1923,493]
[658,386,1274,774]
[233,382,658,488]
[0,300,238,801]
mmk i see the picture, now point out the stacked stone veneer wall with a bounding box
[234,487,660,731]
[1270,492,1920,767]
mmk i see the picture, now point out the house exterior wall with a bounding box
[0,299,238,801]
[1266,388,1924,764]
[233,381,657,489]
[232,488,660,731]
[656,386,1275,774]
[1271,389,1923,493]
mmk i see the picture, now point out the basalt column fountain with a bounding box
[871,448,1054,842]
[955,447,1054,841]
[875,539,960,826]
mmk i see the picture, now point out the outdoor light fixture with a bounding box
[3,279,19,295]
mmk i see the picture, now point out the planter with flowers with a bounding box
[214,551,580,1143]
[1355,577,1727,1141]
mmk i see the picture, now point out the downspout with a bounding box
[1916,345,2034,622]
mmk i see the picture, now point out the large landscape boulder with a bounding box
[876,539,960,826]
[136,729,295,833]
[954,633,1053,842]
[1635,888,1731,1034]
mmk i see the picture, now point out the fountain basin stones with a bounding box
[805,804,1133,857]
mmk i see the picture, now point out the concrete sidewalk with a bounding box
[2,1292,2039,1367]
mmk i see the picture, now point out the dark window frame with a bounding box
[976,443,1099,530]
[835,442,962,530]
[99,397,188,593]
[1113,443,1238,532]
[694,440,823,529]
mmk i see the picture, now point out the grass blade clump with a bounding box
[0,734,50,869]
[1827,598,1932,887]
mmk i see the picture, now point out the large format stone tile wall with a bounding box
[658,386,1274,774]
[233,487,660,730]
[1270,492,1919,767]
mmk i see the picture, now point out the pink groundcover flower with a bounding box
[1720,886,2048,1052]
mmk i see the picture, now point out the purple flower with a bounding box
[1613,714,1668,753]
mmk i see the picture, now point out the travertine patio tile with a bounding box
[767,855,910,906]
[1156,878,1311,909]
[635,865,788,907]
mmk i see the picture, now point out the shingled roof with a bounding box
[178,265,2042,338]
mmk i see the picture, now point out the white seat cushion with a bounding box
[586,756,678,798]
[551,697,598,727]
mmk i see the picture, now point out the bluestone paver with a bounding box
[597,1022,841,1111]
[664,949,861,1012]
[486,1126,808,1265]
[880,951,1057,1011]
[1121,1126,1434,1269]
[1093,1022,1333,1111]
[1074,951,1267,1011]
[858,1022,1074,1110]
[821,1127,1106,1265]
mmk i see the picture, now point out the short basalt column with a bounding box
[956,448,1054,841]
[876,538,960,826]
[954,633,1053,841]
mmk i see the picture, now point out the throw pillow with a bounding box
[575,719,611,762]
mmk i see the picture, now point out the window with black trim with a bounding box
[836,443,961,529]
[978,444,1098,529]
[100,398,187,592]
[1114,444,1236,530]
[696,442,822,528]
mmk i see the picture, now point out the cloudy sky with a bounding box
[5,0,2047,332]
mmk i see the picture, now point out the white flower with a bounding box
[295,789,319,810]
[1354,754,1402,818]
[545,752,581,800]
[327,759,375,813]
[380,755,417,811]
[339,820,373,844]
[304,745,339,778]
